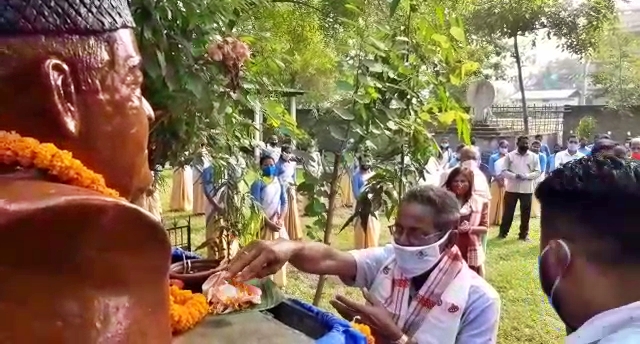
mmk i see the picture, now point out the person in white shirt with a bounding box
[498,136,541,241]
[536,155,640,343]
[226,185,501,344]
[555,135,584,169]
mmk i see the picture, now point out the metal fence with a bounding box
[486,104,566,135]
[162,214,193,251]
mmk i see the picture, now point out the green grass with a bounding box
[158,169,564,343]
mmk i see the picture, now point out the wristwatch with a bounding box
[392,334,409,344]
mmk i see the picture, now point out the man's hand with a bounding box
[225,239,296,281]
[330,289,404,342]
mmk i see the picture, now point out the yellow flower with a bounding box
[0,131,119,198]
[351,322,375,344]
[169,285,209,334]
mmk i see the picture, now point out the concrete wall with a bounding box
[562,105,640,143]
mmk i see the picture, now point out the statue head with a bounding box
[0,0,154,201]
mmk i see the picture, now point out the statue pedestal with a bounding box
[173,311,314,344]
[172,299,367,344]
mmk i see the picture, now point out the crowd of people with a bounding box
[218,132,640,344]
[163,131,640,343]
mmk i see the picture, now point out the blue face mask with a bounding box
[262,165,276,177]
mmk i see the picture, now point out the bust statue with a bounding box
[0,1,171,342]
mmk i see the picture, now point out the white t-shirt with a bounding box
[554,150,584,169]
[567,301,640,344]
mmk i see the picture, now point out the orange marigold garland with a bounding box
[351,322,375,344]
[0,131,213,334]
[0,131,119,198]
[169,285,209,334]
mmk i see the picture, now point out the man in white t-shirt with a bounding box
[226,185,500,344]
[555,135,584,169]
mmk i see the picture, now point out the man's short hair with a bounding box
[531,140,541,146]
[568,134,577,141]
[516,135,528,144]
[536,156,640,265]
[402,185,460,232]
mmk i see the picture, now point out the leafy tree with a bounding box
[297,0,479,305]
[591,27,640,109]
[468,0,617,133]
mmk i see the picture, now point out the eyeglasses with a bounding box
[388,224,447,246]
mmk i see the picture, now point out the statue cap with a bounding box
[0,0,135,36]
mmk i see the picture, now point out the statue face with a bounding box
[0,29,154,201]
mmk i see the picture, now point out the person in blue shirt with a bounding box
[547,144,562,174]
[578,137,591,156]
[448,143,466,168]
[535,134,550,157]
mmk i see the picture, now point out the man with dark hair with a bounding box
[590,138,617,156]
[536,156,640,341]
[555,134,584,169]
[226,185,500,343]
[498,135,541,241]
[534,134,550,157]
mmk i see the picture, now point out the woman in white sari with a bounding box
[250,154,288,287]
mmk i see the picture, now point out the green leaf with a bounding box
[431,34,449,47]
[329,123,348,140]
[450,27,466,42]
[336,80,354,92]
[363,60,384,73]
[390,0,402,17]
[333,108,355,120]
[241,278,285,312]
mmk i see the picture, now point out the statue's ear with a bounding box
[42,58,80,137]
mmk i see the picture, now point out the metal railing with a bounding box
[486,104,567,135]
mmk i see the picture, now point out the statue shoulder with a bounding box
[0,178,169,246]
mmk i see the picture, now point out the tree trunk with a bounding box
[312,152,342,306]
[513,35,529,135]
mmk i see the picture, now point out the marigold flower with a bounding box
[0,131,120,198]
[351,322,375,344]
[169,284,209,334]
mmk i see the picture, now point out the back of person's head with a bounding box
[591,139,617,156]
[536,156,640,330]
[536,156,640,266]
[535,134,543,141]
[455,143,465,153]
[613,145,628,159]
[459,146,478,162]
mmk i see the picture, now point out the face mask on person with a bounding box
[632,152,640,160]
[262,165,276,177]
[538,240,576,333]
[440,143,449,149]
[499,147,508,154]
[568,143,578,152]
[392,231,450,277]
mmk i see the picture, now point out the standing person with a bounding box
[352,155,380,249]
[444,167,489,277]
[536,156,640,342]
[340,152,355,208]
[470,136,481,166]
[529,140,547,219]
[555,135,585,169]
[547,144,562,174]
[578,137,591,156]
[265,134,281,162]
[227,185,501,344]
[277,145,303,241]
[488,140,509,226]
[448,143,466,168]
[169,165,194,212]
[498,136,541,241]
[439,136,455,168]
[191,143,211,215]
[441,147,491,201]
[250,154,288,287]
[630,138,640,160]
[535,134,550,157]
